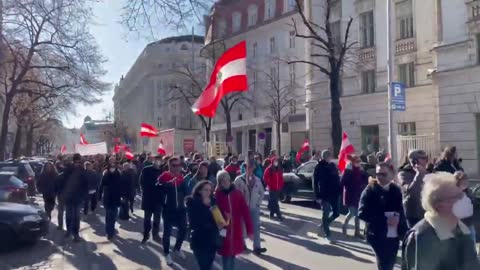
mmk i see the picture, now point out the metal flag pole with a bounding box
[386,0,395,164]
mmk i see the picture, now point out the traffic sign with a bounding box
[391,82,406,111]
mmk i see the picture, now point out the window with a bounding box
[253,42,257,57]
[298,161,317,174]
[217,19,227,38]
[289,31,296,48]
[330,21,341,53]
[248,5,258,26]
[238,113,243,121]
[265,0,275,20]
[361,70,376,93]
[289,99,297,114]
[361,125,380,152]
[270,37,276,53]
[398,122,416,136]
[232,12,241,33]
[284,0,296,13]
[360,11,375,48]
[289,63,296,86]
[399,62,415,87]
[477,34,480,64]
[270,66,279,88]
[396,0,414,39]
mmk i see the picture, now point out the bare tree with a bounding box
[121,0,213,36]
[290,0,356,155]
[256,62,299,155]
[0,0,109,158]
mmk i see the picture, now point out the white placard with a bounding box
[74,142,108,156]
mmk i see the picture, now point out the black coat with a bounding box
[85,170,101,192]
[358,182,408,239]
[186,197,219,251]
[313,160,340,203]
[434,159,463,174]
[37,172,57,197]
[121,169,137,200]
[99,169,123,208]
[58,165,88,205]
[139,165,164,211]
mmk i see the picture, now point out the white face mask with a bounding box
[154,161,162,167]
[273,162,279,167]
[452,194,473,219]
[109,168,115,173]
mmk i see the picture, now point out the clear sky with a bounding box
[62,1,164,128]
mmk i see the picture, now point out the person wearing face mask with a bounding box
[358,162,408,270]
[234,159,266,255]
[453,171,476,251]
[157,157,188,266]
[402,172,480,270]
[139,155,165,243]
[225,155,240,182]
[264,158,284,220]
[401,149,429,228]
[340,155,368,238]
[187,161,209,195]
[98,157,123,240]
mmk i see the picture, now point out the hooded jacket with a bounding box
[99,168,123,208]
[186,196,219,252]
[158,171,187,212]
[139,165,164,211]
[264,160,284,191]
[313,160,340,203]
[234,173,264,209]
[340,167,368,207]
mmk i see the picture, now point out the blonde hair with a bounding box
[421,172,458,213]
[216,170,231,189]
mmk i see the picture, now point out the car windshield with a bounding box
[22,164,35,176]
[0,175,23,187]
[297,162,317,174]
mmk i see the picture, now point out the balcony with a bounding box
[359,47,376,62]
[395,37,416,55]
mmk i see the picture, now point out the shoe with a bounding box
[325,236,335,244]
[107,235,115,241]
[141,235,149,244]
[57,225,63,231]
[253,248,267,255]
[73,235,81,243]
[152,234,161,242]
[269,212,274,219]
[277,215,284,221]
[174,250,186,259]
[354,232,364,239]
[165,254,173,265]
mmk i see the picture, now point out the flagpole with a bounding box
[387,0,396,164]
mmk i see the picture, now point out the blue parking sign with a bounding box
[391,82,406,111]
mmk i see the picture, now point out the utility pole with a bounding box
[386,0,396,164]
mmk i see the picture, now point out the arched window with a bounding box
[248,5,258,27]
[265,0,275,20]
[232,12,242,33]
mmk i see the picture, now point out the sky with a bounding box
[62,1,167,128]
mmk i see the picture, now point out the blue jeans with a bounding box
[105,207,119,237]
[250,208,261,249]
[470,225,477,254]
[222,256,235,270]
[321,200,340,237]
[343,207,360,234]
[65,203,81,236]
[268,191,282,217]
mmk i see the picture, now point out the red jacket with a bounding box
[264,165,284,191]
[215,186,253,257]
[224,164,240,175]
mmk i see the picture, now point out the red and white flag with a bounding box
[157,141,166,155]
[296,140,310,163]
[338,132,355,172]
[192,41,247,117]
[125,151,134,160]
[60,145,67,154]
[140,123,158,137]
[80,134,89,145]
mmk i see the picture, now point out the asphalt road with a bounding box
[0,196,395,270]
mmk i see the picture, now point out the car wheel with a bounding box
[0,224,16,251]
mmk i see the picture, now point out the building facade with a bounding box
[79,116,114,149]
[206,0,308,157]
[112,35,205,153]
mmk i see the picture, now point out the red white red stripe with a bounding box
[296,140,310,163]
[157,141,166,155]
[125,151,134,160]
[80,134,89,145]
[140,123,158,137]
[338,132,355,172]
[192,41,247,117]
[60,145,67,154]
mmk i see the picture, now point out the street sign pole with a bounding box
[387,0,396,164]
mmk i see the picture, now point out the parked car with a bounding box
[0,202,48,250]
[281,160,318,203]
[0,161,36,197]
[470,184,480,242]
[0,172,28,203]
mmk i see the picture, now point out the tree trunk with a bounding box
[25,124,34,156]
[330,71,343,157]
[225,109,232,153]
[12,124,23,159]
[276,120,282,155]
[0,97,12,159]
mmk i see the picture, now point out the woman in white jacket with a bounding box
[234,159,266,255]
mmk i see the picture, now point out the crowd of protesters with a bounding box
[31,145,480,270]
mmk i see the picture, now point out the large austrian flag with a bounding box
[140,123,158,137]
[338,132,355,172]
[192,41,247,117]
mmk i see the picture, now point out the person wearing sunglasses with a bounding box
[358,162,407,270]
[402,172,480,270]
[157,157,188,266]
